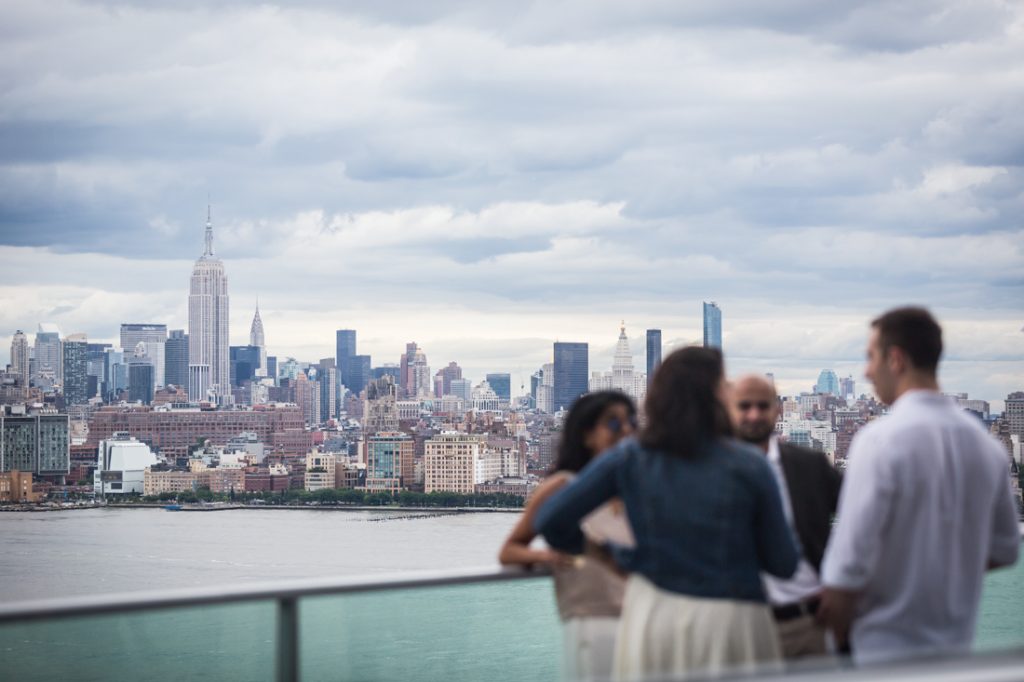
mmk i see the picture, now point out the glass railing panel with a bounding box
[0,601,276,682]
[976,558,1024,652]
[299,578,561,682]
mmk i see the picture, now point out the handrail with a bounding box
[0,564,552,624]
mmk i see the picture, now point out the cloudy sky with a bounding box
[1,0,1022,406]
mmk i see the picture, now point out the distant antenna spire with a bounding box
[204,204,214,257]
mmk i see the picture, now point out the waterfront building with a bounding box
[486,373,512,403]
[94,433,160,496]
[9,331,29,388]
[335,329,357,389]
[553,342,588,412]
[33,323,62,386]
[188,209,230,402]
[365,432,414,493]
[0,470,40,502]
[424,432,489,494]
[0,407,70,476]
[304,451,337,491]
[165,330,189,390]
[61,334,89,406]
[646,329,662,387]
[85,404,305,461]
[120,324,167,388]
[143,469,200,496]
[815,369,840,396]
[703,301,722,350]
[589,324,646,403]
[127,343,155,405]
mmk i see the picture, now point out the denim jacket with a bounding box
[534,437,799,603]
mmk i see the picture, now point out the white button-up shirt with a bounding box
[762,436,824,606]
[822,390,1020,664]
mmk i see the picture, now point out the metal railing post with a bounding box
[277,597,299,682]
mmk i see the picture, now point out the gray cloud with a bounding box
[0,0,1022,402]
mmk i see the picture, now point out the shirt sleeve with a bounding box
[755,459,800,579]
[533,445,625,555]
[988,455,1021,568]
[821,426,896,590]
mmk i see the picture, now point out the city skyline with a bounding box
[1,1,1022,407]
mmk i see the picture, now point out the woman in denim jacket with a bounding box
[535,347,799,680]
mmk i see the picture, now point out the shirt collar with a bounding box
[890,389,947,413]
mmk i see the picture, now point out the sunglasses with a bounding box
[737,401,773,412]
[604,415,639,434]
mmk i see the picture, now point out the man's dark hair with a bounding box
[553,391,636,474]
[871,306,943,374]
[640,346,732,457]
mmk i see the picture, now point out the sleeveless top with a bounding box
[551,473,634,620]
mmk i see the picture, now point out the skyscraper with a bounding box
[61,334,89,406]
[230,346,262,386]
[188,208,230,401]
[646,329,662,386]
[9,330,29,387]
[120,324,167,388]
[33,323,61,386]
[814,369,840,396]
[250,303,267,377]
[438,362,463,397]
[553,342,588,412]
[128,343,155,405]
[486,373,512,403]
[350,355,371,395]
[703,302,722,350]
[335,329,356,389]
[165,330,189,389]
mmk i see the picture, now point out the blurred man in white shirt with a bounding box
[818,307,1019,664]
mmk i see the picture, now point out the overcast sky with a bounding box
[1,0,1021,406]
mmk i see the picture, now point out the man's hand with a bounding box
[816,587,859,651]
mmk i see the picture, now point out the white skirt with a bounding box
[563,616,619,682]
[613,574,782,681]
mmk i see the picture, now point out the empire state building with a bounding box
[188,209,230,401]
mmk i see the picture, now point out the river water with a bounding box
[1,508,1021,681]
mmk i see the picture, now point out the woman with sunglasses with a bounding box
[535,347,798,680]
[499,390,638,682]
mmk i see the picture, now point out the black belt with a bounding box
[772,597,820,622]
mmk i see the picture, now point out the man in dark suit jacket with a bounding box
[729,375,843,659]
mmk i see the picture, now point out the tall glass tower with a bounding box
[553,342,588,412]
[703,302,722,350]
[646,329,662,385]
[335,329,357,390]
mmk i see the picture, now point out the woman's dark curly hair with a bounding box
[553,390,636,474]
[640,346,732,457]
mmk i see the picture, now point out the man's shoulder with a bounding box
[778,441,829,463]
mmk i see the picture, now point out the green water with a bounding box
[1,564,1021,681]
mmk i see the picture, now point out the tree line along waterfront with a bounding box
[115,487,527,509]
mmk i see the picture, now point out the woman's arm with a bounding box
[498,474,575,567]
[534,446,626,555]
